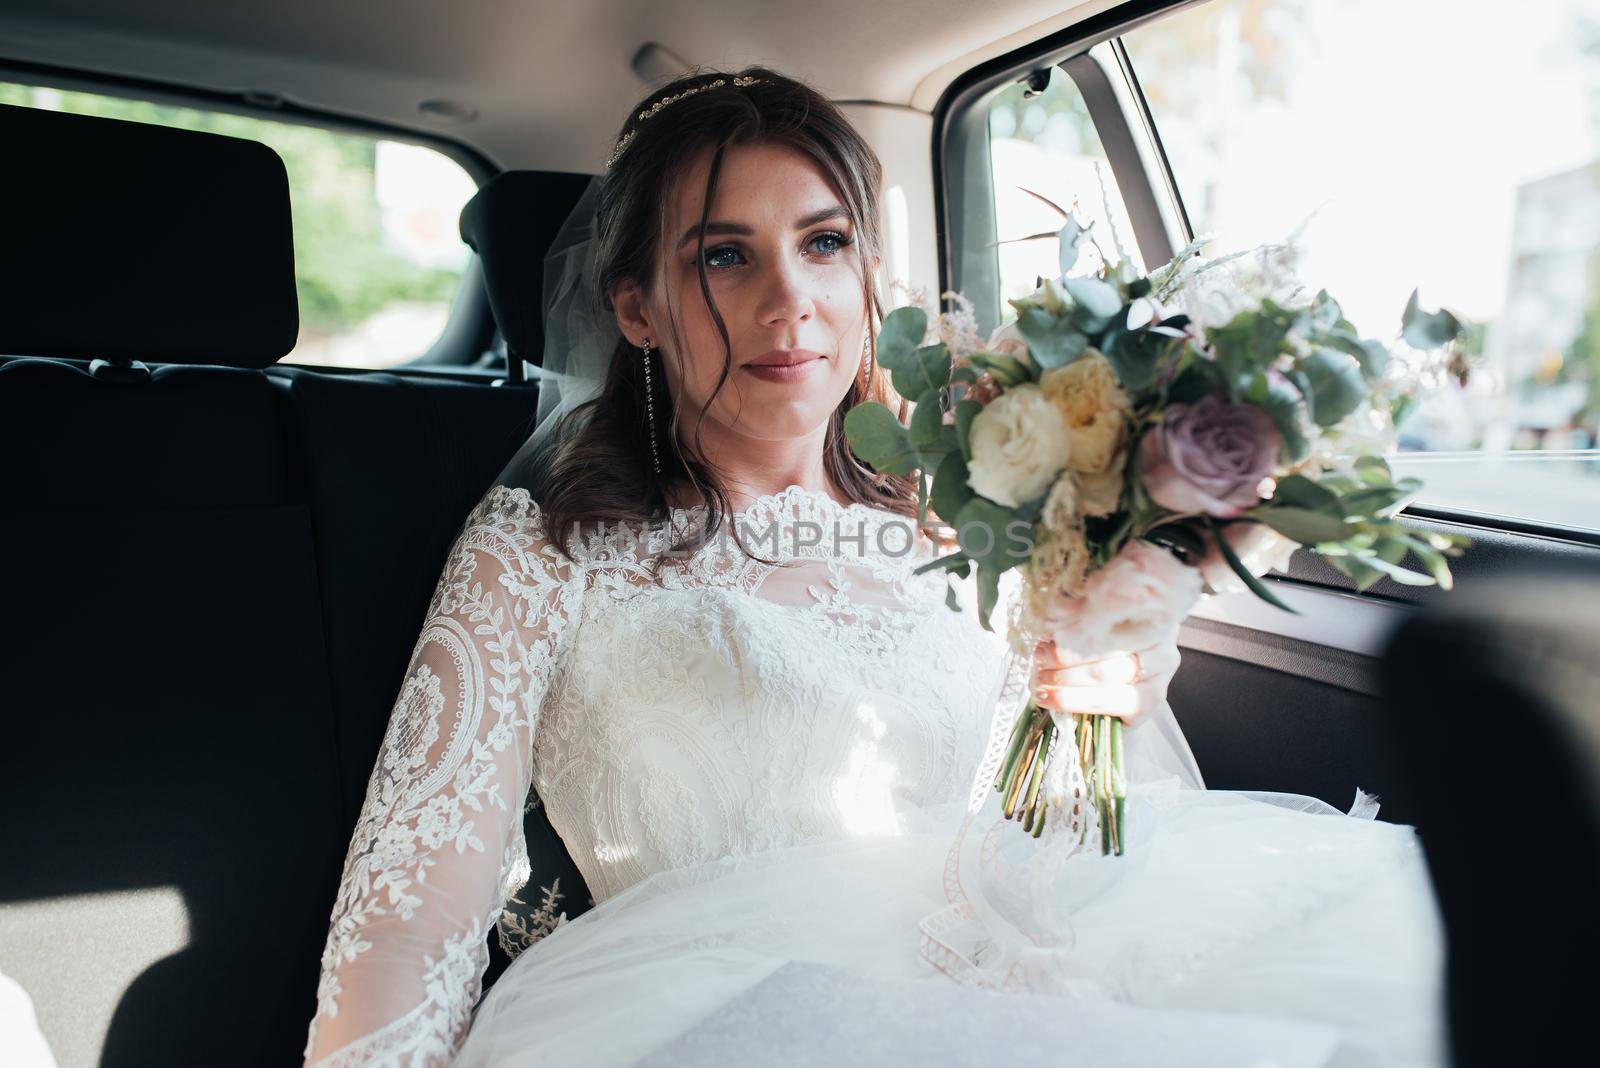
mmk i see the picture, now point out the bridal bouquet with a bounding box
[845,206,1470,856]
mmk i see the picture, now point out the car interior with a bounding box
[1,1,1597,1066]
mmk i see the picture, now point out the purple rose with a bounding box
[1138,395,1279,518]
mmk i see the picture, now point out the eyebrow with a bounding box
[676,205,851,250]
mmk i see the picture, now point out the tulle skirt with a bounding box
[452,779,1447,1067]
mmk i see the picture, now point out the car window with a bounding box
[1121,0,1600,532]
[1,82,478,370]
[987,64,1144,312]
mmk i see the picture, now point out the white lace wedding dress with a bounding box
[301,483,1447,1068]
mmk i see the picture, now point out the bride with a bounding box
[301,66,1447,1067]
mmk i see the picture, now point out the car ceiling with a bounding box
[0,0,1115,171]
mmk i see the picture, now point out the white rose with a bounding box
[966,384,1072,508]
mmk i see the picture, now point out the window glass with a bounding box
[1122,0,1600,530]
[987,65,1144,311]
[1,82,477,370]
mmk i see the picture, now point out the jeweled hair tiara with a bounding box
[603,74,767,172]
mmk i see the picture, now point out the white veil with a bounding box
[493,173,614,495]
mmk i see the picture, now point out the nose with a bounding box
[755,251,817,330]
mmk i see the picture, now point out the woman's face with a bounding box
[613,141,873,449]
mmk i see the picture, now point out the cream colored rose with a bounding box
[965,384,1072,508]
[1038,352,1131,474]
[1074,449,1127,517]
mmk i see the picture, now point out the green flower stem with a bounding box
[1021,719,1053,834]
[1003,716,1045,818]
[1096,715,1112,855]
[1110,716,1126,856]
[994,701,1035,798]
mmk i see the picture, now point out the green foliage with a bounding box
[1401,289,1466,350]
[843,402,920,474]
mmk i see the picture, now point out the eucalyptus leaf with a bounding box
[1253,506,1355,545]
[909,389,948,458]
[1058,215,1087,275]
[1246,370,1311,464]
[890,343,951,400]
[1309,290,1342,331]
[1064,277,1123,332]
[1401,289,1465,350]
[1272,474,1339,512]
[1165,365,1214,405]
[1299,348,1366,427]
[954,399,981,461]
[955,497,1034,574]
[1324,328,1389,379]
[1016,307,1088,369]
[976,563,1002,633]
[1341,485,1408,518]
[1375,536,1409,566]
[1395,533,1454,590]
[877,306,928,368]
[914,550,972,576]
[1353,455,1392,485]
[844,402,920,475]
[1328,553,1388,592]
[932,449,975,523]
[1102,331,1165,393]
[1356,550,1439,586]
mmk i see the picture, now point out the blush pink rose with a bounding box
[1039,539,1203,659]
[1138,395,1279,518]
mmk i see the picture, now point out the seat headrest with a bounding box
[0,103,298,369]
[459,170,594,370]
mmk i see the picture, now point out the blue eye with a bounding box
[704,246,741,270]
[696,231,854,272]
[811,231,851,256]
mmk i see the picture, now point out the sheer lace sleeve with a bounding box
[303,486,585,1067]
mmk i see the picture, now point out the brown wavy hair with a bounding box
[520,65,928,571]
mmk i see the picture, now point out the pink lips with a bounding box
[742,349,825,383]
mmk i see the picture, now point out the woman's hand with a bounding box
[1030,635,1181,727]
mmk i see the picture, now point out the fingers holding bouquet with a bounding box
[1031,637,1180,728]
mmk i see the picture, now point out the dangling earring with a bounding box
[640,337,663,475]
[860,327,874,387]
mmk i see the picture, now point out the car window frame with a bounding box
[0,54,499,375]
[933,0,1600,610]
